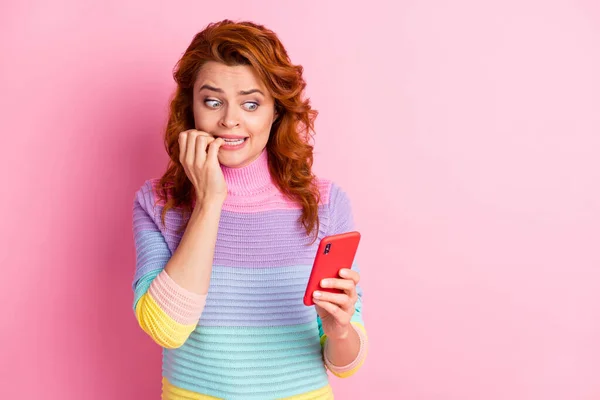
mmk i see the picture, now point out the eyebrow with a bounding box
[198,84,264,96]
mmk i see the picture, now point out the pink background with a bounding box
[2,0,600,399]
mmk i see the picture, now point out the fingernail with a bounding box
[340,269,348,277]
[321,279,329,287]
[313,291,322,298]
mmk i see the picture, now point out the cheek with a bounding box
[247,114,275,138]
[192,104,202,126]
[193,106,218,129]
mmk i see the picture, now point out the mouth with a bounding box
[215,136,248,146]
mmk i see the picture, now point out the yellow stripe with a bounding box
[161,377,334,399]
[320,333,328,347]
[329,358,367,378]
[135,292,197,349]
[281,383,334,400]
[162,377,220,399]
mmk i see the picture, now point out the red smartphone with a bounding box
[303,231,361,306]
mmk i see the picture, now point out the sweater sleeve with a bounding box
[317,182,369,378]
[132,180,207,349]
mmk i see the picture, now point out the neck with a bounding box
[221,149,273,195]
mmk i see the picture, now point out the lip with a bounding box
[219,136,248,151]
[215,134,248,140]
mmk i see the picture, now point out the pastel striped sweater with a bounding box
[132,149,368,399]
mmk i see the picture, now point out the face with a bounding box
[192,61,278,168]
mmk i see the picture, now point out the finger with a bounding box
[185,130,198,167]
[313,291,354,312]
[313,299,348,323]
[339,268,360,285]
[207,137,224,163]
[321,278,355,293]
[194,135,209,168]
[178,131,191,165]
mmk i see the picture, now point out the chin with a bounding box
[218,152,250,168]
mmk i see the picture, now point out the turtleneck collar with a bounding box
[221,148,274,195]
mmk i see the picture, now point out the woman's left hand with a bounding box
[313,268,360,340]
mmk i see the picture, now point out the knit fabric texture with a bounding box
[132,149,368,399]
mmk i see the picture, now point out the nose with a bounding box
[219,105,240,129]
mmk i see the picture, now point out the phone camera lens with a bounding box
[324,243,331,254]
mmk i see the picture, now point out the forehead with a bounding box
[195,61,266,91]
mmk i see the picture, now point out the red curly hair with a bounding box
[157,20,321,240]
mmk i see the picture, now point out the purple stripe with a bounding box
[198,265,316,327]
[213,209,328,267]
[132,201,171,286]
[131,179,354,275]
[328,183,355,234]
[131,180,363,329]
[133,182,355,268]
[151,208,330,268]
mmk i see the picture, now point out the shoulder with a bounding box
[315,177,355,233]
[133,178,160,208]
[315,177,352,209]
[133,178,171,222]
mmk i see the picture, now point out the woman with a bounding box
[132,19,368,400]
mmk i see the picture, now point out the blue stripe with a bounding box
[132,269,161,310]
[132,218,170,286]
[162,323,329,400]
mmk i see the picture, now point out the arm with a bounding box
[132,132,226,349]
[317,183,369,377]
[163,131,226,295]
[132,183,222,349]
[164,198,223,295]
[319,271,369,377]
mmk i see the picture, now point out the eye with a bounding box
[204,99,221,108]
[243,102,259,111]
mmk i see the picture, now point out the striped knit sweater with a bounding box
[131,149,368,399]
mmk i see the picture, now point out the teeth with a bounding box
[223,138,245,145]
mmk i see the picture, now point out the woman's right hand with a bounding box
[178,130,227,205]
